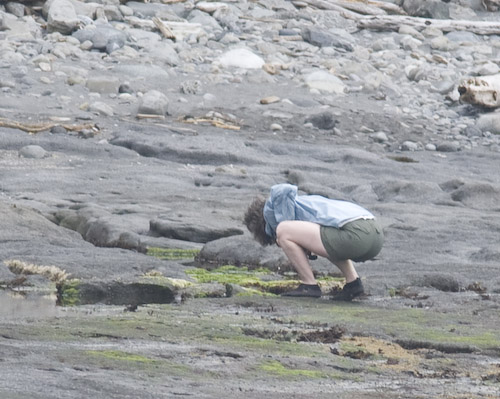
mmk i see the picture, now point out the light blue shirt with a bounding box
[263,184,374,238]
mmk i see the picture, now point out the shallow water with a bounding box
[0,290,58,319]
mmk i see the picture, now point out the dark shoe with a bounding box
[331,278,364,301]
[282,283,322,298]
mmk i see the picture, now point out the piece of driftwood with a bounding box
[180,115,241,131]
[295,0,406,16]
[136,113,166,120]
[160,0,187,4]
[458,74,500,108]
[0,118,98,134]
[357,15,500,35]
[152,17,176,40]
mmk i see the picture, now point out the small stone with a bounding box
[47,0,80,35]
[270,123,282,131]
[19,145,47,159]
[86,76,121,94]
[5,2,25,17]
[401,141,419,151]
[304,71,345,94]
[370,132,389,143]
[51,125,68,134]
[119,83,133,94]
[425,143,437,151]
[436,142,460,152]
[217,48,265,69]
[260,96,280,105]
[38,62,51,72]
[180,80,202,95]
[305,112,337,130]
[138,90,169,116]
[89,102,114,116]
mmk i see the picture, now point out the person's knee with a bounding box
[276,221,292,246]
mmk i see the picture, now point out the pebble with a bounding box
[138,90,169,116]
[401,141,420,151]
[370,132,389,143]
[304,71,346,94]
[260,96,280,105]
[19,145,47,159]
[217,48,265,69]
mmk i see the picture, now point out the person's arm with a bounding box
[269,184,297,223]
[263,184,298,238]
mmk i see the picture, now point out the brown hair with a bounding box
[244,196,273,246]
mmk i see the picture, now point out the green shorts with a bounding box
[320,219,384,262]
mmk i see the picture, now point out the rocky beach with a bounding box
[1,0,500,397]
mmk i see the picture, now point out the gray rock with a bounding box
[72,26,127,53]
[198,235,289,271]
[152,42,180,66]
[138,90,169,116]
[149,218,243,244]
[47,0,79,35]
[414,273,465,292]
[402,0,450,19]
[304,70,346,94]
[301,27,354,52]
[373,180,444,204]
[5,2,25,17]
[446,31,480,43]
[400,141,420,151]
[103,5,123,22]
[371,132,389,143]
[476,62,500,76]
[188,9,223,33]
[450,182,500,210]
[89,101,114,116]
[477,113,500,134]
[304,112,337,130]
[126,1,186,19]
[19,145,47,159]
[217,48,265,69]
[86,76,121,94]
[436,142,460,152]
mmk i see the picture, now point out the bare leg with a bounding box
[276,221,360,284]
[276,221,331,285]
[331,259,358,284]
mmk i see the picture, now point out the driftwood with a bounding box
[152,17,176,40]
[295,0,406,16]
[0,118,98,134]
[357,15,500,35]
[458,74,500,108]
[179,115,241,131]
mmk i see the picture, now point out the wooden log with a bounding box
[357,15,500,35]
[0,118,98,134]
[295,0,406,16]
[152,17,176,40]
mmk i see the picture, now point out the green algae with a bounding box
[259,360,329,379]
[86,350,155,364]
[146,247,200,260]
[185,265,342,295]
[56,279,80,306]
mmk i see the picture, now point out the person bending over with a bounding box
[244,183,384,300]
